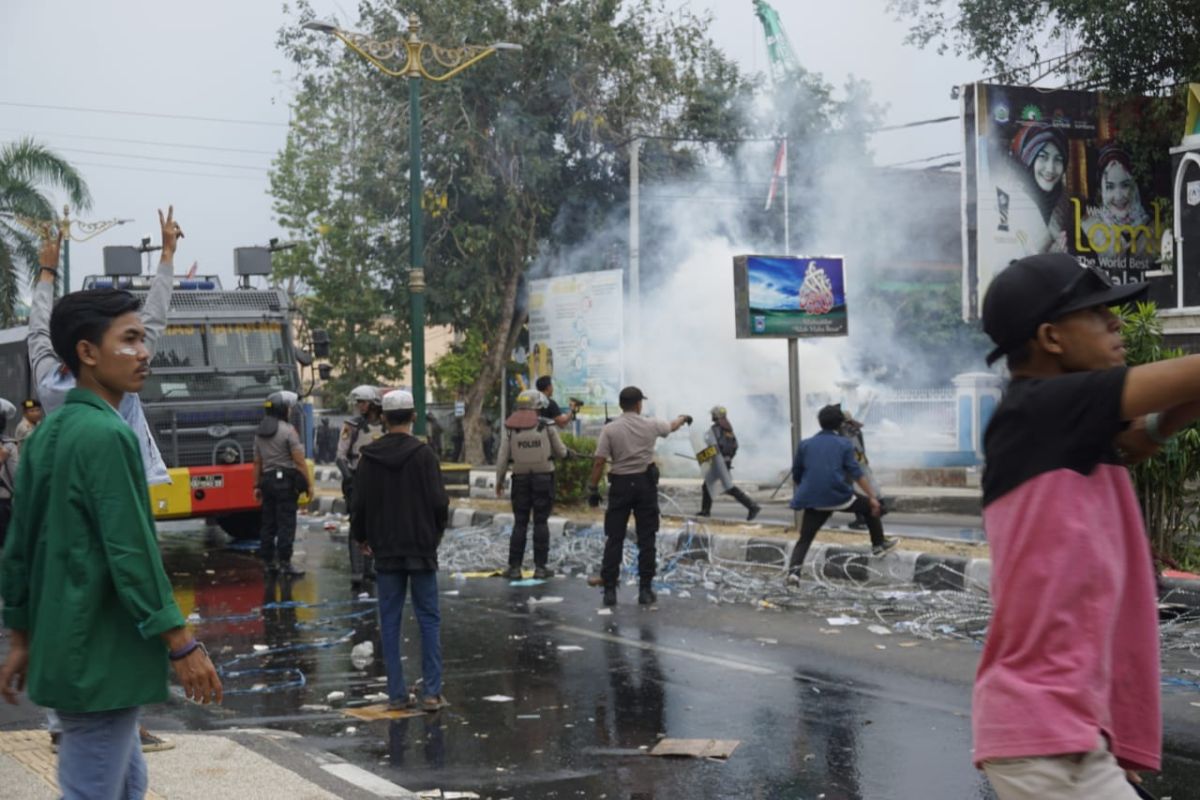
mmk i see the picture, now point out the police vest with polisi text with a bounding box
[508,423,555,474]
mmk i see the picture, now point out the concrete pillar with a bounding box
[952,372,1004,458]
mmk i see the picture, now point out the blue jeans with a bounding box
[376,570,442,702]
[56,706,146,800]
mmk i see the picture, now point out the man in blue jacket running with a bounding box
[787,404,896,582]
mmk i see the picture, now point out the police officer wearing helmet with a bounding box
[14,399,42,447]
[496,389,568,579]
[253,391,313,576]
[0,398,19,548]
[698,405,761,521]
[338,384,383,584]
[587,386,691,606]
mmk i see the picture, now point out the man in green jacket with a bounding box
[0,288,222,799]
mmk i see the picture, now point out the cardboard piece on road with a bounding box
[649,738,740,760]
[344,703,427,721]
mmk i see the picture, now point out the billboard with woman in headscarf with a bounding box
[962,84,1175,315]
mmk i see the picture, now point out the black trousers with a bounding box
[787,495,885,575]
[509,472,555,567]
[260,472,300,564]
[343,477,375,580]
[601,470,659,589]
[700,481,756,514]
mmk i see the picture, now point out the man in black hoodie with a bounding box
[352,389,450,712]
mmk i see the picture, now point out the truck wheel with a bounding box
[217,511,261,541]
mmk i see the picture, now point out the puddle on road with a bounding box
[154,517,1196,800]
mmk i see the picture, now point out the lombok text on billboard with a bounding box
[962,84,1176,316]
[527,269,623,413]
[733,255,848,339]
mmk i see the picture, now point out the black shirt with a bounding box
[981,367,1127,506]
[540,398,563,425]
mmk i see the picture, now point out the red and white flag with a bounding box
[185,260,198,279]
[764,139,788,211]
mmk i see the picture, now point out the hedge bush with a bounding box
[558,433,603,505]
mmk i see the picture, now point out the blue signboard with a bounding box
[733,255,848,338]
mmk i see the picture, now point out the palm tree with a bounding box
[0,139,91,325]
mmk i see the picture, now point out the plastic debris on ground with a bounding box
[483,695,514,703]
[350,641,375,669]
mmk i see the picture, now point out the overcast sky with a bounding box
[0,0,983,291]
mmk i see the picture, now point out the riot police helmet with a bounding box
[515,389,547,410]
[349,384,379,404]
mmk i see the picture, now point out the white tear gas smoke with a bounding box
[535,134,985,483]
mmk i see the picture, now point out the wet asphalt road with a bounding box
[7,516,1200,799]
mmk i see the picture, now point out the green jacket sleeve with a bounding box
[89,425,185,639]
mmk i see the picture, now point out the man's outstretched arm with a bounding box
[142,206,183,358]
[28,229,62,389]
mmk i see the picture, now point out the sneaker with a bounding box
[638,587,657,605]
[139,730,175,753]
[504,565,523,581]
[696,509,711,517]
[872,537,899,556]
[532,565,554,580]
[848,520,868,531]
[602,587,617,607]
[280,562,306,577]
[747,505,761,522]
[422,694,449,712]
[785,572,802,587]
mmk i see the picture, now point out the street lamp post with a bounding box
[10,206,131,294]
[61,206,135,293]
[304,16,520,437]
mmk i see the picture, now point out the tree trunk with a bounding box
[462,263,524,464]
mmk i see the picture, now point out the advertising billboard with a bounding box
[962,83,1176,316]
[527,269,623,411]
[733,255,848,338]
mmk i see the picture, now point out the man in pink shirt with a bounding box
[977,252,1200,798]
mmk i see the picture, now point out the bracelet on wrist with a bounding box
[38,266,58,275]
[1145,412,1172,446]
[168,639,206,661]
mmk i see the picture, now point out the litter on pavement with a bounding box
[649,738,740,760]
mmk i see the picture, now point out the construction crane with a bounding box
[752,0,801,85]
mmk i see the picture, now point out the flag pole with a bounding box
[782,135,790,253]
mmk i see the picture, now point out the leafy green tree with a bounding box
[269,58,411,404]
[0,139,90,324]
[855,281,992,387]
[1121,301,1200,570]
[278,0,749,460]
[890,0,1200,96]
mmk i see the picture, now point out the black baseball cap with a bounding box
[618,386,648,405]
[982,253,1148,366]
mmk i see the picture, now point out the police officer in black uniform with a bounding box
[338,385,382,584]
[587,387,691,606]
[496,390,568,580]
[253,391,314,576]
